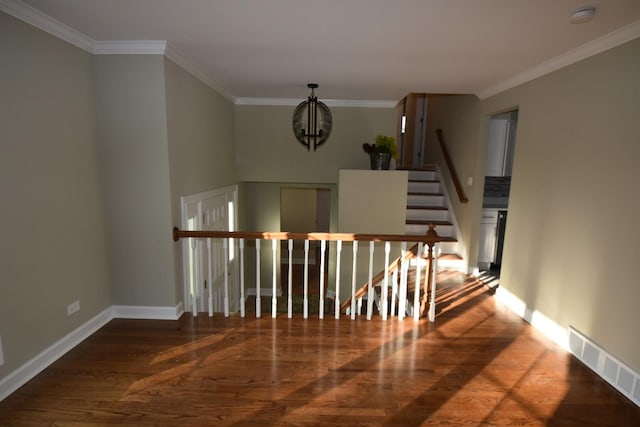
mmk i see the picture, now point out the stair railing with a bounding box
[173,226,442,322]
[435,128,468,204]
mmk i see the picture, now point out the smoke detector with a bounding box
[570,6,596,24]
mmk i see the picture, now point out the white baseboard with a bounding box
[0,307,113,401]
[569,327,640,407]
[494,286,640,408]
[0,303,184,401]
[112,302,184,320]
[494,285,569,350]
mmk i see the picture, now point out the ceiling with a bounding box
[7,0,640,103]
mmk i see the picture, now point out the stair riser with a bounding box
[405,224,455,237]
[406,209,449,221]
[408,171,437,181]
[406,195,444,206]
[408,182,440,193]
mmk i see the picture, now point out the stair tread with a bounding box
[404,234,458,242]
[406,219,453,225]
[439,253,463,260]
[399,166,437,171]
[408,191,443,196]
[406,205,448,210]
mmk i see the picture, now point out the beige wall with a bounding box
[164,57,237,304]
[93,55,176,307]
[424,95,483,265]
[337,170,408,299]
[236,104,396,290]
[481,38,640,372]
[280,188,317,232]
[338,170,408,234]
[235,104,396,183]
[0,13,111,375]
[242,182,339,291]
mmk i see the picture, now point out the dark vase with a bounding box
[370,152,391,170]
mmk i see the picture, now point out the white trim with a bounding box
[93,40,167,55]
[495,285,640,408]
[0,0,94,52]
[0,303,187,401]
[478,19,640,99]
[164,43,236,103]
[493,285,569,350]
[235,97,396,108]
[569,327,640,407]
[5,0,638,109]
[0,307,113,401]
[112,303,184,320]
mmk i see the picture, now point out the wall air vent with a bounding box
[568,327,640,406]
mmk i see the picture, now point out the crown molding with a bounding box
[6,0,638,105]
[0,0,94,52]
[164,43,236,103]
[93,40,167,55]
[235,97,396,108]
[477,18,640,100]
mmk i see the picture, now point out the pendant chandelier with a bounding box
[292,83,332,151]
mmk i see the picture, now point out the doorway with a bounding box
[280,188,331,297]
[180,185,238,314]
[479,110,518,272]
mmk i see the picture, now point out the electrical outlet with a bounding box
[0,336,4,366]
[67,300,80,316]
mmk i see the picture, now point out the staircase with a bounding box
[404,168,466,272]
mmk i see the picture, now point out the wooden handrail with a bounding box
[173,227,444,244]
[435,128,468,204]
[174,225,441,320]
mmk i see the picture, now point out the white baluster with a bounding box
[255,239,261,318]
[303,239,310,319]
[287,239,293,319]
[207,238,213,317]
[398,242,408,321]
[240,238,245,318]
[391,269,398,317]
[381,241,390,320]
[366,241,375,320]
[350,241,358,320]
[413,242,423,322]
[335,240,342,319]
[271,239,278,318]
[191,238,198,317]
[223,238,229,317]
[428,243,439,322]
[319,240,326,319]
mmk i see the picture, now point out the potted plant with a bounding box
[362,134,398,170]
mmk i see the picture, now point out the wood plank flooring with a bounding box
[1,273,639,426]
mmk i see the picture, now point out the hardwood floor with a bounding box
[1,274,639,426]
